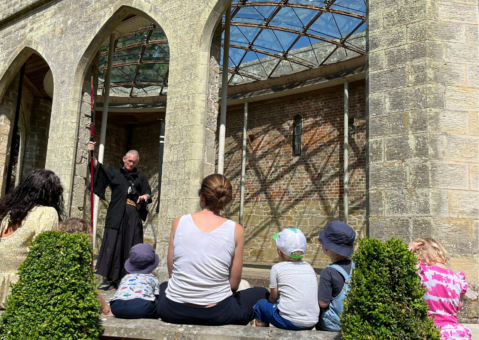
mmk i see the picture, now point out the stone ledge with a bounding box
[99,317,341,340]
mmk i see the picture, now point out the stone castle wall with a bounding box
[367,0,479,323]
[222,82,367,268]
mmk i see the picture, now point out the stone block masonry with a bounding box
[0,74,19,196]
[0,0,231,270]
[222,82,366,268]
[367,0,479,323]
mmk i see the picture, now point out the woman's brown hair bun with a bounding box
[199,174,233,213]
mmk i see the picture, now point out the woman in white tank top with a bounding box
[156,174,268,325]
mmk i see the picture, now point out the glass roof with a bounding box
[98,24,169,97]
[99,0,365,97]
[223,0,366,86]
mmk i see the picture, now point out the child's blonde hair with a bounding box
[58,218,89,234]
[413,238,449,266]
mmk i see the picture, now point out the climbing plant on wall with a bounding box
[341,238,440,340]
[0,231,101,340]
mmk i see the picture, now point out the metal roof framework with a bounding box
[98,0,365,97]
[223,0,366,85]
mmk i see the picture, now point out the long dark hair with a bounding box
[0,169,66,225]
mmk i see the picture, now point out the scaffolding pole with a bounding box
[218,6,231,175]
[239,102,248,225]
[93,34,115,247]
[344,82,349,225]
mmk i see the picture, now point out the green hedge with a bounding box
[341,238,440,340]
[0,231,102,340]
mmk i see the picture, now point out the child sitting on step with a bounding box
[59,217,113,316]
[109,243,160,319]
[409,238,471,340]
[253,228,319,330]
[316,220,356,331]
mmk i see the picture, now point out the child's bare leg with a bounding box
[98,292,113,316]
[255,319,269,327]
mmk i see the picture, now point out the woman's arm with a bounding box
[167,217,181,279]
[229,223,245,293]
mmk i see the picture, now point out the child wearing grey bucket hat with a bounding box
[110,243,160,319]
[316,220,356,331]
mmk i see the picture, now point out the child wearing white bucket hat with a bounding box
[253,228,319,330]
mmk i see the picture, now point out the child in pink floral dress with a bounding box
[409,238,471,340]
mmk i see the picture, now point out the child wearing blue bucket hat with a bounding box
[109,243,160,319]
[317,220,356,331]
[253,228,319,330]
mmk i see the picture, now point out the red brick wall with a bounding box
[222,81,367,267]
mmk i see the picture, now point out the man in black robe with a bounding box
[88,142,152,289]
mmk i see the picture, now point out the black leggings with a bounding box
[157,282,269,326]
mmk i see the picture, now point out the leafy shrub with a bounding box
[341,238,440,340]
[0,231,101,340]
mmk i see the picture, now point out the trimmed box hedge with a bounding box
[341,238,440,339]
[0,231,101,339]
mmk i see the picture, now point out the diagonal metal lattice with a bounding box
[222,0,366,85]
[99,0,366,96]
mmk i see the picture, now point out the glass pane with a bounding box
[270,7,304,29]
[112,47,142,65]
[237,51,268,79]
[131,85,162,97]
[117,30,149,48]
[143,44,170,62]
[254,29,284,52]
[234,6,267,24]
[150,29,167,41]
[110,65,137,84]
[110,86,132,96]
[289,36,321,66]
[309,13,342,39]
[331,14,362,37]
[100,44,109,53]
[137,63,168,83]
[289,7,318,27]
[331,0,366,15]
[99,54,108,68]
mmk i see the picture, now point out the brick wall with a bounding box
[222,82,367,268]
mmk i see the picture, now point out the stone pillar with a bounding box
[0,73,19,196]
[155,21,223,281]
[70,63,98,219]
[367,0,478,321]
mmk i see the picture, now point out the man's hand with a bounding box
[88,141,96,152]
[137,194,149,204]
[88,142,98,169]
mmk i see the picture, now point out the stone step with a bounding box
[99,317,341,340]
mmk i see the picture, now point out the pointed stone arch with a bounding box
[0,43,54,196]
[0,41,55,103]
